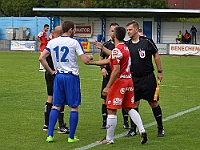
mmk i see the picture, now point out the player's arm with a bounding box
[94,41,112,56]
[39,49,55,75]
[153,52,163,81]
[89,59,110,66]
[80,54,93,65]
[102,64,120,96]
[36,36,41,43]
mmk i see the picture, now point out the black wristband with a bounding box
[158,70,163,73]
[100,65,106,69]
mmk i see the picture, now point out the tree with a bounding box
[0,0,169,17]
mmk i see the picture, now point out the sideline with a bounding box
[74,105,200,150]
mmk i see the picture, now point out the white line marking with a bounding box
[74,105,200,150]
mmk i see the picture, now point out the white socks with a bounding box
[106,115,117,141]
[128,109,146,133]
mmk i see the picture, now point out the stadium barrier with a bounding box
[1,40,200,56]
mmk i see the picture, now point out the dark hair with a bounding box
[114,26,126,41]
[126,20,139,29]
[62,20,74,33]
[109,23,119,27]
[44,24,49,28]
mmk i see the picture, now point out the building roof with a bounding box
[168,0,200,9]
[33,8,200,18]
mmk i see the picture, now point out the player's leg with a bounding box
[145,73,164,137]
[101,76,109,129]
[101,99,107,129]
[123,78,147,144]
[99,78,122,144]
[43,71,53,131]
[122,108,129,129]
[65,74,81,142]
[126,77,141,137]
[39,50,45,71]
[68,107,79,142]
[99,108,116,144]
[125,108,147,144]
[126,101,139,137]
[149,101,164,137]
[57,105,70,134]
[46,106,61,142]
[46,74,65,142]
[106,109,117,143]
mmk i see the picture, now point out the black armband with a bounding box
[158,70,163,73]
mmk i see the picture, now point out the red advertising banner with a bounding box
[75,24,92,37]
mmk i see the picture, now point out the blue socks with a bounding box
[69,111,78,139]
[48,108,59,137]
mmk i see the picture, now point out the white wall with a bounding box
[154,22,200,44]
[61,17,200,44]
[61,17,152,42]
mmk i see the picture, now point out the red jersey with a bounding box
[106,43,134,110]
[110,43,131,79]
[38,30,48,52]
[48,33,54,41]
[184,33,190,39]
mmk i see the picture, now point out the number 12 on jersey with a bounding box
[53,46,69,62]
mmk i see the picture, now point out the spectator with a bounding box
[175,30,183,43]
[190,25,197,44]
[183,30,191,44]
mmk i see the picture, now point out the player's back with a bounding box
[111,43,131,79]
[46,36,84,75]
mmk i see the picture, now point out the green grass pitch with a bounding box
[0,51,200,150]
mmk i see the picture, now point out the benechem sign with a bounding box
[169,44,200,56]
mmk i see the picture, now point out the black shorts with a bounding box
[100,73,111,100]
[45,71,55,96]
[132,73,157,102]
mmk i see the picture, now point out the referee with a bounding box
[99,23,130,129]
[125,20,164,137]
[43,26,69,134]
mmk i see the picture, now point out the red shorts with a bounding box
[106,78,134,109]
[40,43,47,52]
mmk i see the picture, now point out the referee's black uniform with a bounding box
[100,40,115,99]
[125,36,164,137]
[125,36,158,102]
[45,54,55,96]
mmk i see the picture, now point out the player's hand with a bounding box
[102,87,109,96]
[94,40,103,49]
[88,55,93,60]
[101,68,108,78]
[157,72,163,81]
[51,70,56,75]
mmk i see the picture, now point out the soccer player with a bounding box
[36,24,49,72]
[125,20,164,137]
[94,21,164,138]
[48,29,54,41]
[39,20,93,143]
[43,26,69,134]
[99,23,130,129]
[90,26,147,144]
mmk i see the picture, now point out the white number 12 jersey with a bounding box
[45,36,85,75]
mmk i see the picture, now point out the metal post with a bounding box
[48,16,55,30]
[101,16,106,42]
[156,16,161,44]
